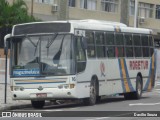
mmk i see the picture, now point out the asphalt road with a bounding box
[1,85,160,120]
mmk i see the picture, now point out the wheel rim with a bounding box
[137,80,142,95]
[90,82,96,103]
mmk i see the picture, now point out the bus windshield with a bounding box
[11,34,75,77]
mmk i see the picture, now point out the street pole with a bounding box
[4,42,8,104]
[134,0,138,28]
[31,0,34,17]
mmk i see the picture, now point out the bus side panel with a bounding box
[106,59,123,94]
[117,58,150,94]
[143,53,156,91]
[125,58,151,92]
[76,59,109,98]
[116,58,136,93]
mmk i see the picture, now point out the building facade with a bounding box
[6,0,160,42]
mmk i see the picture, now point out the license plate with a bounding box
[36,93,47,98]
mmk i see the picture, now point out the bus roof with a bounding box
[12,20,152,36]
[69,20,152,35]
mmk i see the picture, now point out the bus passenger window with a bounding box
[115,33,124,45]
[107,47,115,58]
[133,35,141,46]
[124,34,133,57]
[143,47,149,57]
[86,31,94,44]
[126,47,133,57]
[87,46,96,58]
[105,33,114,45]
[95,32,105,58]
[141,35,149,46]
[95,32,104,45]
[124,34,133,45]
[97,46,105,58]
[149,36,153,46]
[116,47,124,57]
[135,47,142,57]
[86,31,96,58]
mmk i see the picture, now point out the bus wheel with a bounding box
[31,100,45,109]
[133,75,142,99]
[83,78,97,105]
[124,76,142,100]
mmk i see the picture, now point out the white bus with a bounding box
[4,20,156,108]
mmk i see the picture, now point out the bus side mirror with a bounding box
[81,37,87,50]
[4,34,11,55]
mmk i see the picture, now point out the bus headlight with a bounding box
[14,86,24,91]
[58,84,75,89]
[58,84,69,89]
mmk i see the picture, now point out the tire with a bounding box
[133,76,143,99]
[124,76,142,100]
[31,100,45,109]
[83,78,97,105]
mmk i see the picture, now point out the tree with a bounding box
[0,0,39,27]
[0,0,39,48]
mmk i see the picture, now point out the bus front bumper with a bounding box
[11,88,77,100]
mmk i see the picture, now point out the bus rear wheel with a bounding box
[83,78,97,105]
[124,76,142,100]
[31,100,45,109]
[133,76,143,99]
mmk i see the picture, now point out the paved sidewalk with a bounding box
[0,84,31,111]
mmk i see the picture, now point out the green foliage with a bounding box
[0,0,40,27]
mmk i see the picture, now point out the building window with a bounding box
[69,0,76,7]
[35,0,54,4]
[80,0,96,10]
[101,0,118,13]
[156,5,160,19]
[130,0,135,16]
[138,3,154,18]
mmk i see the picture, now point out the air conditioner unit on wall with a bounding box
[139,17,145,24]
[51,4,58,12]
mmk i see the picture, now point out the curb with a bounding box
[0,100,77,111]
[0,104,32,111]
[0,102,53,111]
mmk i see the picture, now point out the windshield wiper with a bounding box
[34,37,40,56]
[46,33,58,48]
[52,35,65,64]
[25,35,36,47]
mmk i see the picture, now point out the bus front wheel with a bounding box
[31,100,45,109]
[83,78,97,105]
